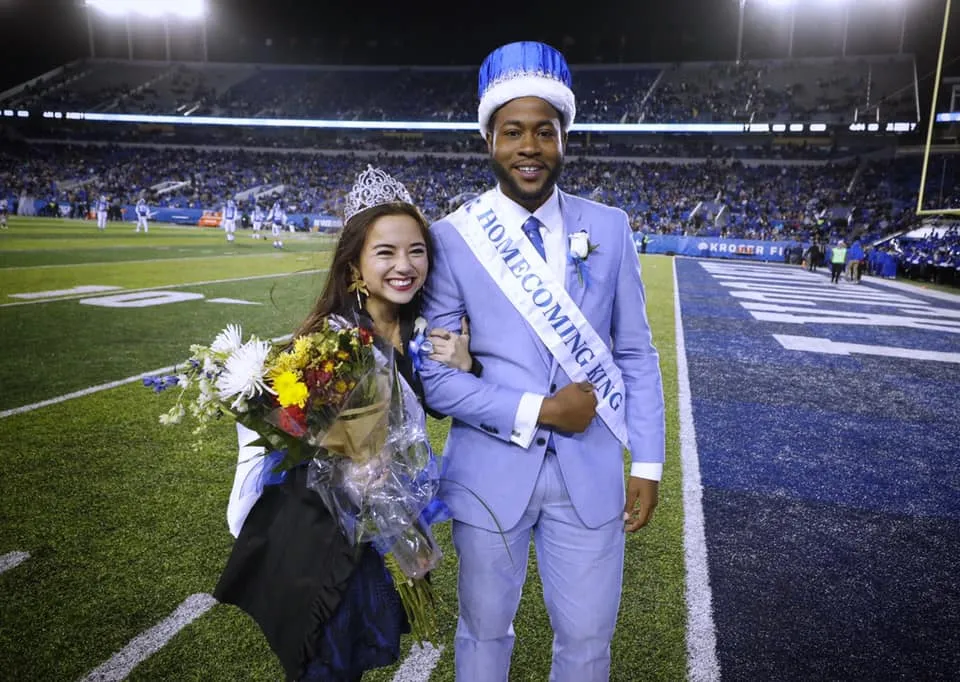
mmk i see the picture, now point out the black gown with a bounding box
[213,325,426,682]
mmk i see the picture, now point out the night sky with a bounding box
[0,0,957,98]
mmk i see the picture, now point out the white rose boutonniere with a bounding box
[568,231,599,287]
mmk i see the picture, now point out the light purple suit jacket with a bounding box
[420,189,665,532]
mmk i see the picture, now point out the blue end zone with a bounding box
[677,258,960,679]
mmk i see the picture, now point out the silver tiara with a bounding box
[343,165,414,222]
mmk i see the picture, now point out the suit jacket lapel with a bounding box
[546,192,588,385]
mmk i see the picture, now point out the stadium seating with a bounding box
[1,52,950,281]
[2,143,953,244]
[3,55,918,125]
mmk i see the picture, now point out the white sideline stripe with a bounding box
[674,258,722,682]
[1,251,298,271]
[0,334,293,420]
[0,551,30,574]
[391,643,443,682]
[79,593,217,682]
[0,268,326,308]
[0,365,176,420]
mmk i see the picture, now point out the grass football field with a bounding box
[0,217,686,681]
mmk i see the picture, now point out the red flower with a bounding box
[278,405,307,437]
[305,368,333,388]
[358,328,373,345]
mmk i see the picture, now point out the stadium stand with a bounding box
[1,52,954,282]
[0,143,950,237]
[3,55,919,125]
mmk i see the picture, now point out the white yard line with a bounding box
[674,258,722,682]
[79,593,217,682]
[0,365,178,420]
[0,334,293,420]
[391,644,444,682]
[0,551,30,575]
[0,269,326,308]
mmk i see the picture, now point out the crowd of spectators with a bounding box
[880,226,960,285]
[5,55,918,125]
[1,143,952,246]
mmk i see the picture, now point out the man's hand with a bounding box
[428,317,472,372]
[624,477,658,532]
[538,381,597,433]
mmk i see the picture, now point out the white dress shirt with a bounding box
[494,186,662,482]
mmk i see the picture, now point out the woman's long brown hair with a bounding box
[294,201,433,339]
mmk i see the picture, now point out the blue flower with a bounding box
[407,317,434,373]
[142,375,180,393]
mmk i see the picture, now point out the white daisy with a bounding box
[211,324,243,355]
[216,338,274,409]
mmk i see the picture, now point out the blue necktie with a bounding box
[522,215,556,453]
[522,215,546,261]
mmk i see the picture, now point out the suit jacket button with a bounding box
[550,384,557,392]
[536,437,546,446]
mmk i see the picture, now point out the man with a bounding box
[846,236,864,283]
[830,239,847,284]
[267,199,285,249]
[96,194,109,231]
[0,196,8,229]
[251,203,265,239]
[420,41,665,682]
[222,198,238,243]
[135,196,149,233]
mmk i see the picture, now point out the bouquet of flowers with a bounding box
[145,317,447,644]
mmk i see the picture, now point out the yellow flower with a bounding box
[336,350,350,361]
[334,379,348,394]
[270,353,298,376]
[272,370,309,408]
[323,360,335,373]
[293,336,314,358]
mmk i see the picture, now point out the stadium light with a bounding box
[86,0,206,19]
[738,0,797,60]
[739,0,904,61]
[894,0,908,54]
[811,0,855,57]
[85,0,207,62]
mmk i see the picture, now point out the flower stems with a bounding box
[383,553,439,646]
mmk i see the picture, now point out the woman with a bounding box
[214,166,472,682]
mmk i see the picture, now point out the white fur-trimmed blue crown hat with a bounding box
[477,41,576,138]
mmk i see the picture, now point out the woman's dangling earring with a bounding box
[348,264,369,310]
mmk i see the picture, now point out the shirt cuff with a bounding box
[630,462,663,481]
[511,392,544,448]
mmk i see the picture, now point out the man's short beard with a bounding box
[490,157,564,206]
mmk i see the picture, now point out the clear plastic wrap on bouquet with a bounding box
[305,342,445,579]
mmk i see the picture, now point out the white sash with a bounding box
[448,190,629,446]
